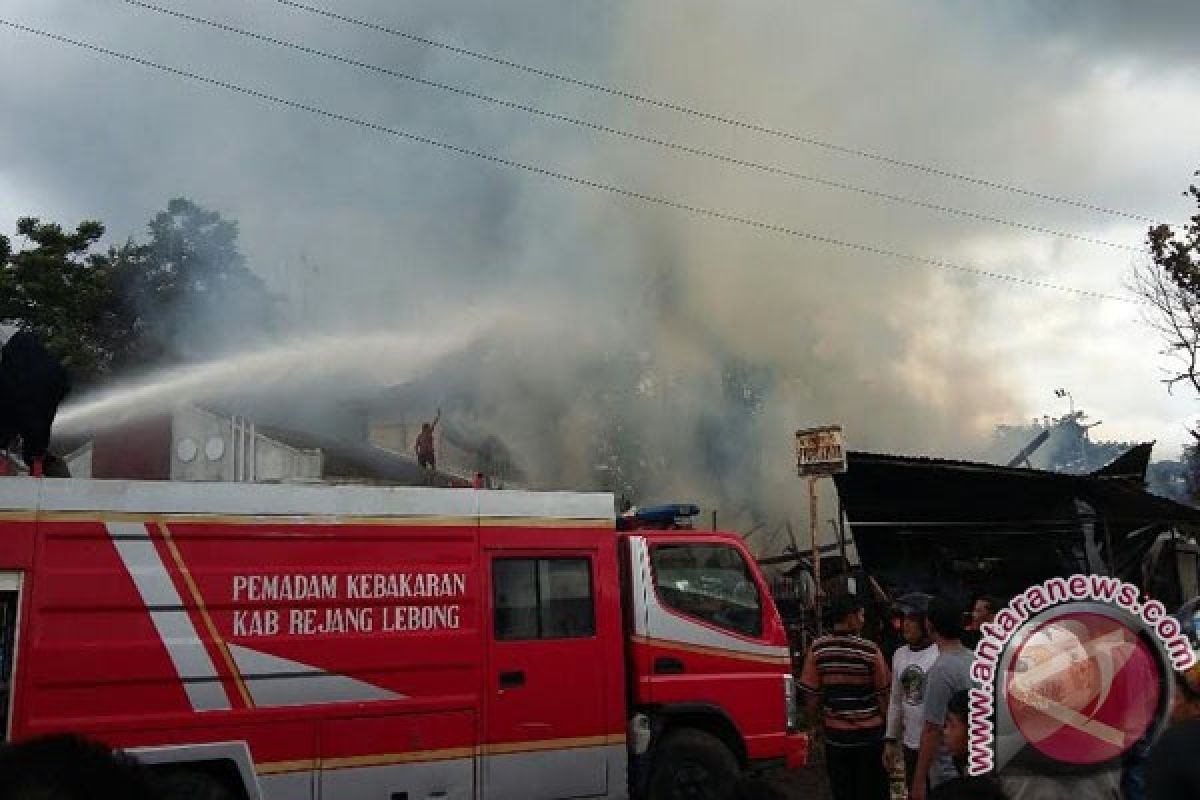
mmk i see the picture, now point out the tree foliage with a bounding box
[1134,170,1200,499]
[1136,173,1200,396]
[0,198,276,385]
[0,217,124,379]
[123,197,276,360]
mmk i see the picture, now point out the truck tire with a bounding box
[150,768,236,800]
[647,728,740,800]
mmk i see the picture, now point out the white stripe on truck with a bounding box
[104,522,231,711]
[228,643,404,708]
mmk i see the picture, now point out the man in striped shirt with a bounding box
[800,593,892,800]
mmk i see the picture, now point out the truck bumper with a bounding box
[784,733,809,770]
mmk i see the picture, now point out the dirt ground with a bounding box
[762,767,830,799]
[761,739,832,799]
[760,739,909,799]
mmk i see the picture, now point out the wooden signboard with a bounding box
[795,425,847,476]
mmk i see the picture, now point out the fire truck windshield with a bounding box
[651,543,763,638]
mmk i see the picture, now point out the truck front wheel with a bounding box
[647,728,740,800]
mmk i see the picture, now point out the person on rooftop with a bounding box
[415,408,441,471]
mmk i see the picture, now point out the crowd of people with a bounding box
[798,591,1200,800]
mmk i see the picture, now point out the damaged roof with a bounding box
[832,447,1200,603]
[833,447,1200,527]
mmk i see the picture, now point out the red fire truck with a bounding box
[0,479,806,799]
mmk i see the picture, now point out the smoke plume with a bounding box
[10,0,1199,554]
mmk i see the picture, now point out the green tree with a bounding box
[119,197,277,360]
[0,217,126,380]
[0,198,277,383]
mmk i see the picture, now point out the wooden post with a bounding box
[836,492,847,566]
[1102,515,1116,577]
[809,475,821,636]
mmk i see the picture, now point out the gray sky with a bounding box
[3,0,1200,476]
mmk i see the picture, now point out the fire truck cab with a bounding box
[0,479,805,799]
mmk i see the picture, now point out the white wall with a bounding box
[170,405,233,482]
[170,405,322,484]
[254,434,322,483]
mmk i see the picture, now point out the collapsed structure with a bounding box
[833,446,1200,610]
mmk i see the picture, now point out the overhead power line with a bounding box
[269,0,1163,227]
[0,18,1137,305]
[124,0,1143,255]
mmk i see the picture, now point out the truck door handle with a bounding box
[499,670,525,688]
[654,657,685,674]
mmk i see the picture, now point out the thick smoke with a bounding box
[428,2,1030,547]
[11,1,1196,555]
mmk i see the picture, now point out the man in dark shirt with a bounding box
[799,593,891,800]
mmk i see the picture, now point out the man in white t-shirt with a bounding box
[883,593,940,796]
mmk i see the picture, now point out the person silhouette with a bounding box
[415,408,441,470]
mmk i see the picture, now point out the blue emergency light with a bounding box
[617,503,701,530]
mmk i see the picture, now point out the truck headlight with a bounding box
[784,674,799,732]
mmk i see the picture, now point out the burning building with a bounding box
[833,446,1200,610]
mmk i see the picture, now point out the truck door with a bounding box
[0,572,22,740]
[483,551,610,799]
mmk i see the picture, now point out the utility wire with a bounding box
[269,0,1163,227]
[124,0,1143,255]
[0,18,1137,304]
